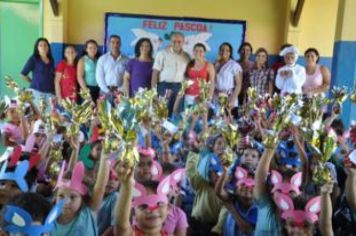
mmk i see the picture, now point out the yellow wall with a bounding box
[298,0,338,56]
[335,0,356,41]
[43,0,338,56]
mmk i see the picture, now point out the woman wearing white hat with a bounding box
[275,45,306,95]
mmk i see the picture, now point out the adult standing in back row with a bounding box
[96,35,128,102]
[21,38,55,104]
[151,32,190,116]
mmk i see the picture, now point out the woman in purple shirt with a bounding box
[21,38,55,104]
[123,38,153,97]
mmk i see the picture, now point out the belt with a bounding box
[107,86,118,91]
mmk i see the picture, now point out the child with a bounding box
[1,192,63,236]
[135,147,162,183]
[1,100,28,147]
[114,161,169,236]
[0,160,30,209]
[186,135,226,236]
[51,146,109,235]
[55,45,78,104]
[97,163,119,236]
[215,141,263,236]
[253,133,333,235]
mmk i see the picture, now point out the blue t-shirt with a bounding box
[97,192,117,235]
[21,55,55,93]
[52,206,98,236]
[223,201,258,236]
[254,195,281,236]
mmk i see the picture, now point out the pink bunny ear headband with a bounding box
[235,166,255,188]
[270,170,302,196]
[137,147,155,159]
[132,169,186,210]
[137,147,162,180]
[55,161,88,195]
[273,192,321,227]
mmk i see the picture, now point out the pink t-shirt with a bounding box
[162,205,189,234]
[2,122,22,145]
[303,65,323,94]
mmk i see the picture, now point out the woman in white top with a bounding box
[215,42,242,109]
[275,45,306,95]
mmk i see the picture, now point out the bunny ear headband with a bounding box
[277,140,301,169]
[8,144,41,170]
[0,158,29,192]
[132,169,186,210]
[4,200,65,236]
[235,166,255,188]
[55,161,88,195]
[270,170,302,196]
[273,192,321,227]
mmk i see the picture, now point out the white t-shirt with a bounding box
[215,59,242,92]
[153,48,190,83]
[276,64,306,95]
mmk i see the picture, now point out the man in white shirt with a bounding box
[96,35,129,102]
[151,32,190,116]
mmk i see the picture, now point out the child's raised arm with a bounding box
[114,161,135,236]
[319,183,333,236]
[88,150,110,211]
[253,146,276,200]
[345,167,356,213]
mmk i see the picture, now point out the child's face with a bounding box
[213,137,226,156]
[285,220,314,236]
[240,149,260,170]
[64,47,77,62]
[0,180,21,205]
[7,108,20,122]
[105,178,119,194]
[90,143,102,160]
[34,132,45,145]
[235,184,254,205]
[56,187,82,219]
[136,157,153,182]
[134,201,168,231]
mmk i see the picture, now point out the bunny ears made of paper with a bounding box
[132,169,185,208]
[235,166,255,188]
[137,147,155,159]
[277,140,301,168]
[273,193,321,226]
[270,170,302,196]
[55,161,88,195]
[4,200,64,236]
[0,145,41,170]
[0,160,29,192]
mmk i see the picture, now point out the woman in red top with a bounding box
[183,43,215,107]
[55,45,78,104]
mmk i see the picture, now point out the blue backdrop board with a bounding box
[105,13,246,61]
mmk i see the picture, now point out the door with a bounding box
[0,0,40,97]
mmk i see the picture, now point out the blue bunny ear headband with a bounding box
[197,151,223,181]
[0,160,29,192]
[4,200,65,236]
[277,140,301,168]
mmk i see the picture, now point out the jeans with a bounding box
[157,82,182,117]
[28,89,54,112]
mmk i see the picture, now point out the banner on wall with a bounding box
[104,13,246,61]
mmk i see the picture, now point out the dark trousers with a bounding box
[189,217,217,236]
[157,82,182,117]
[87,85,100,103]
